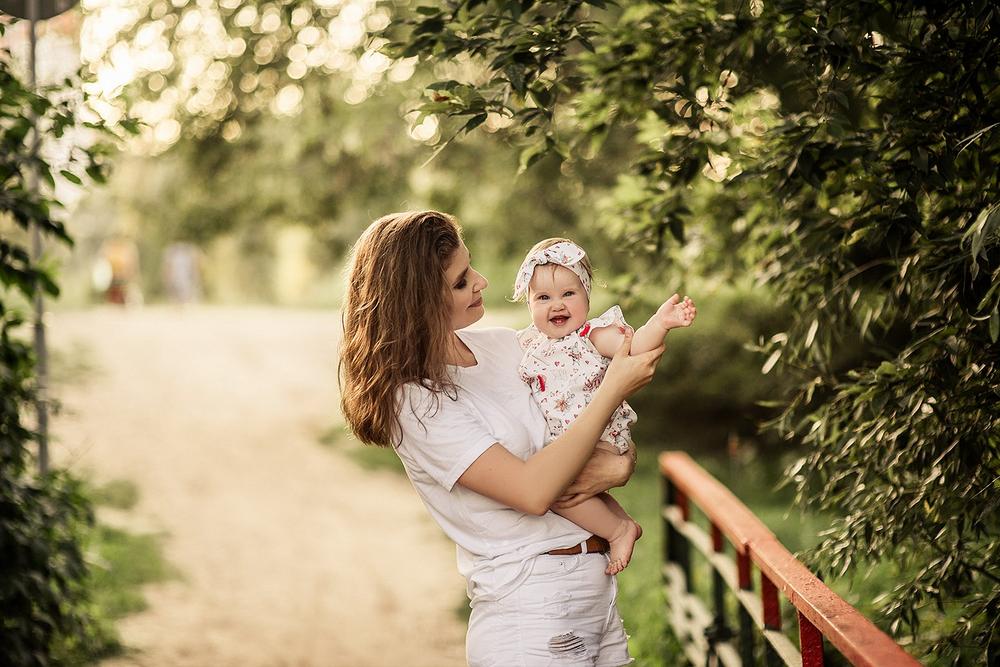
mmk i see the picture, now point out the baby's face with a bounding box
[527,264,590,338]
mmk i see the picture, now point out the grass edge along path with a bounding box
[83,478,177,663]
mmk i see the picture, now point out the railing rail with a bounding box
[659,451,920,667]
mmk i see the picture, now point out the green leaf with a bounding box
[805,318,819,347]
[59,170,82,185]
[426,80,463,92]
[412,18,445,36]
[876,361,896,376]
[120,118,142,135]
[461,113,487,134]
[505,65,527,96]
[517,139,548,174]
[38,164,55,189]
[762,349,781,374]
[667,216,684,243]
[530,85,553,108]
[990,308,999,343]
[85,164,106,184]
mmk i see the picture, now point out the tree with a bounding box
[87,0,648,287]
[383,0,1000,662]
[0,21,130,664]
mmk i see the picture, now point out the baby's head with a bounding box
[513,238,593,339]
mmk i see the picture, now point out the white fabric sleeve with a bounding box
[396,384,500,491]
[588,304,629,331]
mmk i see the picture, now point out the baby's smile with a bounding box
[549,314,570,327]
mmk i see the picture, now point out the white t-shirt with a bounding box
[395,326,590,602]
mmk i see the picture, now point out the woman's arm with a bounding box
[457,331,662,515]
[551,441,636,509]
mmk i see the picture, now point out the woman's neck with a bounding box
[447,332,478,367]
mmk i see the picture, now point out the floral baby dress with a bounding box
[517,306,637,454]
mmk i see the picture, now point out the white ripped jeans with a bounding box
[466,551,633,667]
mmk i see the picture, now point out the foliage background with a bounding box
[4,0,997,664]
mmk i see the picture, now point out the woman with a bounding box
[340,211,663,666]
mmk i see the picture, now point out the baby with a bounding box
[514,238,696,574]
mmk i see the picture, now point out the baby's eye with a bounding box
[564,291,575,297]
[537,295,549,301]
[454,279,467,289]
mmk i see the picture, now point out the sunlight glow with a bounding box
[154,118,181,144]
[408,115,439,142]
[81,0,384,151]
[343,83,368,105]
[273,83,304,115]
[387,57,416,83]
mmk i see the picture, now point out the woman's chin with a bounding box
[456,306,486,329]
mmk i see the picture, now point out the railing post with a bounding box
[663,475,692,663]
[704,523,732,664]
[664,476,691,588]
[674,488,692,592]
[737,546,754,665]
[761,571,782,666]
[662,475,673,573]
[799,611,825,667]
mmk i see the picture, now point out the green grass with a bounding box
[319,425,405,473]
[609,453,685,665]
[89,523,175,619]
[90,478,140,510]
[80,479,177,660]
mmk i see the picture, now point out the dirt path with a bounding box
[49,306,468,667]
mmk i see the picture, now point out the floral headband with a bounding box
[512,241,592,301]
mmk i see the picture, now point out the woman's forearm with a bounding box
[455,383,624,516]
[553,441,636,508]
[513,384,625,513]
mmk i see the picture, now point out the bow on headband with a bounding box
[512,241,591,301]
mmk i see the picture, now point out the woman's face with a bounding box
[527,264,590,338]
[445,242,489,331]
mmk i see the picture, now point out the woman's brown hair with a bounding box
[339,211,462,447]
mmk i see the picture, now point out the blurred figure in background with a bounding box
[161,241,203,305]
[92,236,142,306]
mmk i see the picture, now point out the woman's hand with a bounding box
[599,329,664,401]
[552,442,637,508]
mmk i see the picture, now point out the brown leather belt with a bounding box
[546,535,610,556]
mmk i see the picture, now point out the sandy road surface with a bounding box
[49,306,467,667]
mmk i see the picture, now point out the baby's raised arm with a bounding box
[590,294,696,357]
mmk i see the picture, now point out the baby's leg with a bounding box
[553,495,640,575]
[597,490,643,540]
[593,440,644,539]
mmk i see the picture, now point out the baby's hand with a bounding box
[655,294,696,330]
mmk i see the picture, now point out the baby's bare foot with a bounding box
[604,520,641,575]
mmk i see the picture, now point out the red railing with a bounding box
[659,451,921,667]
